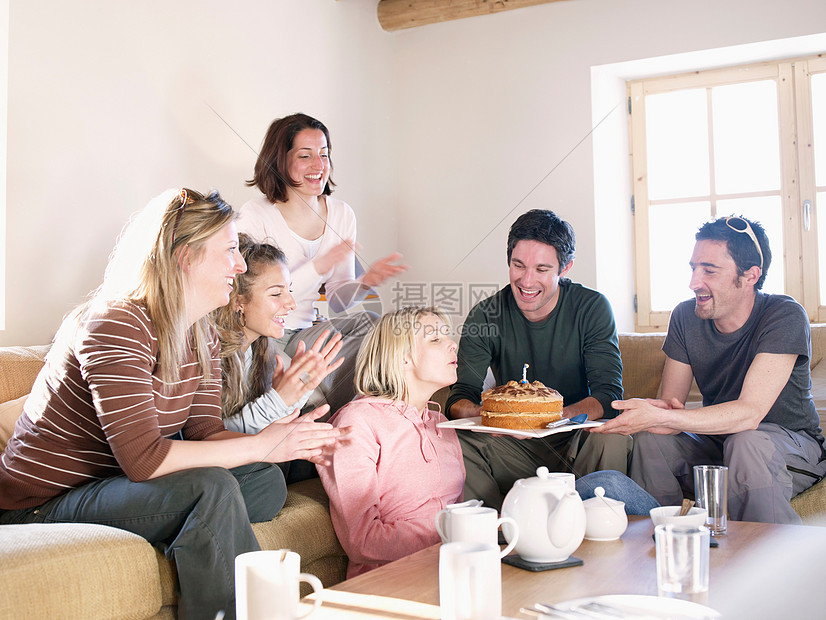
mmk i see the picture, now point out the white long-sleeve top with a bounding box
[236,196,367,330]
[222,347,311,434]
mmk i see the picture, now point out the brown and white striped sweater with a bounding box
[0,300,225,510]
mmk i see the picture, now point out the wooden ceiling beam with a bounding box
[377,0,569,32]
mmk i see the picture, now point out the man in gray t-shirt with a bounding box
[593,216,826,524]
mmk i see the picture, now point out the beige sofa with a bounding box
[2,329,825,618]
[0,345,347,620]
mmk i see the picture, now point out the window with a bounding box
[628,55,826,330]
[0,0,7,330]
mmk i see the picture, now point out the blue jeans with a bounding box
[576,470,660,515]
[0,463,286,619]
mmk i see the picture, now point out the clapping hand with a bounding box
[313,239,355,275]
[256,405,349,466]
[361,253,409,288]
[271,330,344,407]
[313,240,407,290]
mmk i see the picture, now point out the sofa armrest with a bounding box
[0,522,162,619]
[0,344,51,403]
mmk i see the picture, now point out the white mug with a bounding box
[235,550,323,620]
[435,506,518,558]
[435,504,480,544]
[439,542,502,620]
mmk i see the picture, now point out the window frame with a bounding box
[628,55,826,331]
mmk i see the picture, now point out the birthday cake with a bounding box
[480,380,564,430]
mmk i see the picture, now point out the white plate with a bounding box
[553,594,720,618]
[436,416,604,438]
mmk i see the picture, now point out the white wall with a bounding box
[390,0,826,329]
[2,0,395,345]
[4,0,826,345]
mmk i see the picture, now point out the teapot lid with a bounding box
[517,466,570,488]
[582,486,625,509]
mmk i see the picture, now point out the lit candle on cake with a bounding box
[521,363,529,384]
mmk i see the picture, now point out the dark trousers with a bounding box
[0,463,286,619]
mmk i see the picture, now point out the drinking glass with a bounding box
[694,465,728,535]
[439,542,501,620]
[654,524,710,604]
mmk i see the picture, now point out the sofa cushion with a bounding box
[811,324,826,369]
[788,351,826,525]
[0,522,162,620]
[0,393,27,451]
[618,332,667,399]
[254,478,347,595]
[809,360,826,428]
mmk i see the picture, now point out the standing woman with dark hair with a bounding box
[0,189,345,619]
[238,113,407,415]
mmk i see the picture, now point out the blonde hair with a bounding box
[354,306,449,402]
[214,234,287,417]
[87,188,235,384]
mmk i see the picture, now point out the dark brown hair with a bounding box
[696,216,771,290]
[246,113,336,203]
[507,209,576,272]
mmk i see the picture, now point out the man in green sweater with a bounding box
[446,209,630,510]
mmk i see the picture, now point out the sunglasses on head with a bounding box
[171,188,205,245]
[725,216,763,272]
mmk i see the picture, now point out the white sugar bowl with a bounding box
[582,486,628,541]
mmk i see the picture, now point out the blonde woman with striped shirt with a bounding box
[0,188,346,620]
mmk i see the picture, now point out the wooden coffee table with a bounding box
[302,516,826,618]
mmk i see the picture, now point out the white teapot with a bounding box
[501,466,586,563]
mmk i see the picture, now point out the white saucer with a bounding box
[553,594,720,618]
